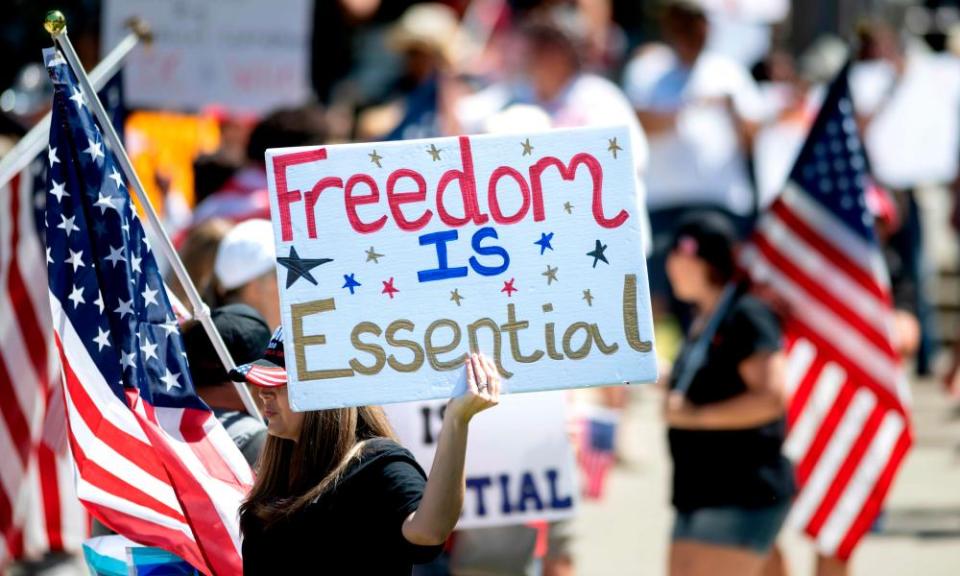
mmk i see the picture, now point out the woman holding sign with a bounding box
[233,329,499,574]
[662,214,795,576]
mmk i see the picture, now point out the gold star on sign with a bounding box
[521,138,534,156]
[607,137,623,159]
[427,143,442,161]
[450,289,464,306]
[563,201,574,214]
[365,246,384,263]
[369,150,383,168]
[582,289,594,306]
[542,265,558,285]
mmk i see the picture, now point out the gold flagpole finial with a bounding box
[44,10,67,36]
[124,16,153,44]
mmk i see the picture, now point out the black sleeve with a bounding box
[726,297,782,363]
[884,246,918,314]
[377,459,444,563]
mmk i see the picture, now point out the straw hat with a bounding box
[387,3,460,60]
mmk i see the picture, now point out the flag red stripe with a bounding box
[6,174,49,389]
[6,526,23,560]
[55,337,168,482]
[37,443,64,551]
[7,266,48,380]
[179,408,244,487]
[0,356,30,466]
[834,428,912,560]
[787,354,827,430]
[795,380,856,486]
[787,319,905,413]
[65,428,186,524]
[136,403,242,575]
[771,201,889,302]
[804,403,887,535]
[753,233,895,356]
[79,499,206,575]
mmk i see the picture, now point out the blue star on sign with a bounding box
[534,232,554,255]
[342,273,361,294]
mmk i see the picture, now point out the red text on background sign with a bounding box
[272,136,630,243]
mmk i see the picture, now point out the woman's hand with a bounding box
[663,391,699,428]
[446,353,500,424]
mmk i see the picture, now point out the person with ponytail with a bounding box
[232,328,500,574]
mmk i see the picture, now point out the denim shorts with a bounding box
[671,501,791,553]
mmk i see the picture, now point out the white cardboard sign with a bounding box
[101,0,312,114]
[265,126,658,411]
[384,392,577,528]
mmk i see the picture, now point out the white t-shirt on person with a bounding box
[623,48,767,215]
[851,52,960,189]
[456,73,652,254]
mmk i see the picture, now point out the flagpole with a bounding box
[44,11,264,424]
[0,20,149,187]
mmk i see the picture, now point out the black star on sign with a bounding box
[587,239,609,268]
[276,246,333,288]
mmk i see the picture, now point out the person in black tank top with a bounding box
[232,328,501,575]
[662,213,795,576]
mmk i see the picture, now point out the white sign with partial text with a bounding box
[102,0,312,114]
[384,392,577,528]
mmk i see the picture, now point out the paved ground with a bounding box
[572,378,960,575]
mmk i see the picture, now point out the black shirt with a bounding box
[242,439,442,575]
[668,294,795,512]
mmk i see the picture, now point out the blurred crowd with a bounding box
[122,0,960,392]
[5,0,960,575]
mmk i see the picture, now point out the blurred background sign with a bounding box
[385,392,578,529]
[101,0,312,114]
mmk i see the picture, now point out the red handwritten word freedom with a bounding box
[272,136,630,242]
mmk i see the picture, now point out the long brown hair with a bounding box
[240,406,397,532]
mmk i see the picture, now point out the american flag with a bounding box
[576,406,617,500]
[42,47,251,576]
[0,69,192,567]
[741,64,912,559]
[0,108,112,568]
[0,63,130,567]
[0,153,90,565]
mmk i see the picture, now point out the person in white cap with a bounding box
[213,219,280,330]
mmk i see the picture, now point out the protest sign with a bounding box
[101,0,311,114]
[384,392,577,528]
[265,126,658,410]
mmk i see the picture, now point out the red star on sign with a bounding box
[501,278,517,297]
[381,277,399,299]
